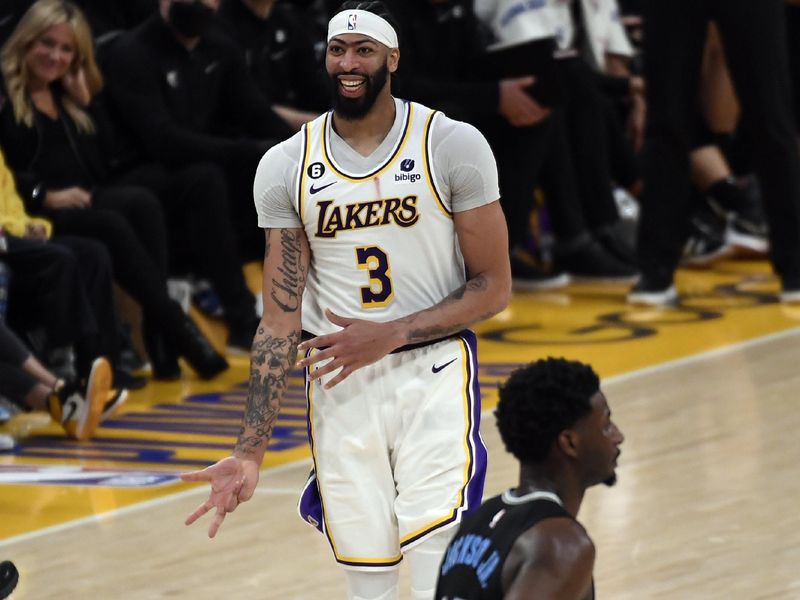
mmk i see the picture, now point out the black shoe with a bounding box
[595,222,637,266]
[166,302,229,379]
[780,275,800,304]
[682,204,734,267]
[113,367,148,390]
[0,560,18,599]
[43,346,77,384]
[118,325,147,372]
[555,237,639,283]
[706,182,768,253]
[726,211,768,253]
[627,275,678,306]
[510,251,569,291]
[101,388,128,421]
[118,346,147,373]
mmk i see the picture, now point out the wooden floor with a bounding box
[2,259,800,599]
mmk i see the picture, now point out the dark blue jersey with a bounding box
[435,490,590,600]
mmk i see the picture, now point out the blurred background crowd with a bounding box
[2,0,800,441]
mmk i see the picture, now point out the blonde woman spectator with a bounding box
[0,0,228,379]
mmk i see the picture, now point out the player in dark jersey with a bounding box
[435,357,624,600]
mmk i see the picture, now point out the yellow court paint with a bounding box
[1,259,798,540]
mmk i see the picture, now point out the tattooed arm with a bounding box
[297,201,511,389]
[235,227,310,461]
[181,227,310,537]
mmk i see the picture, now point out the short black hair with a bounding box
[495,358,600,463]
[334,1,400,42]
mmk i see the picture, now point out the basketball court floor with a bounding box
[2,259,799,599]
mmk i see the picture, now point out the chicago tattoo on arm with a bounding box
[271,229,305,313]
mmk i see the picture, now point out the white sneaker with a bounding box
[627,284,679,306]
[780,288,800,304]
[0,433,15,451]
[167,278,192,314]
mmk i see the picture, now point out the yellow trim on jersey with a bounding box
[320,103,414,182]
[398,339,473,546]
[422,110,452,219]
[306,368,404,567]
[297,122,312,223]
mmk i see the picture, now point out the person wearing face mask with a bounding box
[101,0,296,260]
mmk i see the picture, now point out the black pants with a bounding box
[785,5,800,126]
[478,109,588,249]
[600,93,641,190]
[637,0,800,286]
[118,162,256,329]
[2,235,114,375]
[560,57,623,229]
[43,185,179,322]
[0,319,35,408]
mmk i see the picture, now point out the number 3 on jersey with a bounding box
[355,246,393,307]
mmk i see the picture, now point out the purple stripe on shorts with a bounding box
[461,329,487,516]
[297,469,324,533]
[298,351,326,535]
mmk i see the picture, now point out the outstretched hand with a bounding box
[180,456,260,538]
[296,309,403,389]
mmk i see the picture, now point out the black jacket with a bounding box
[216,0,328,111]
[101,14,294,169]
[0,84,113,215]
[384,0,500,122]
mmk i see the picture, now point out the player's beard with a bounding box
[329,63,389,120]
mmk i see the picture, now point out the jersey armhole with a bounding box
[423,110,452,218]
[295,122,311,222]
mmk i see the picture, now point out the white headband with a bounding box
[327,9,398,49]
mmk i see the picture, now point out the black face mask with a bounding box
[168,0,215,38]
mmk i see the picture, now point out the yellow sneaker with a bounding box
[48,357,112,441]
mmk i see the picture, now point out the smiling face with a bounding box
[574,391,624,487]
[25,22,76,86]
[325,33,398,120]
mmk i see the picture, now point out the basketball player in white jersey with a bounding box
[181,2,511,598]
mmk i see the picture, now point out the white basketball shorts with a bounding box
[297,330,487,570]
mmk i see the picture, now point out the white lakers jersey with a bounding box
[295,101,465,335]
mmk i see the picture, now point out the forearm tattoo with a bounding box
[404,274,495,342]
[234,328,301,456]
